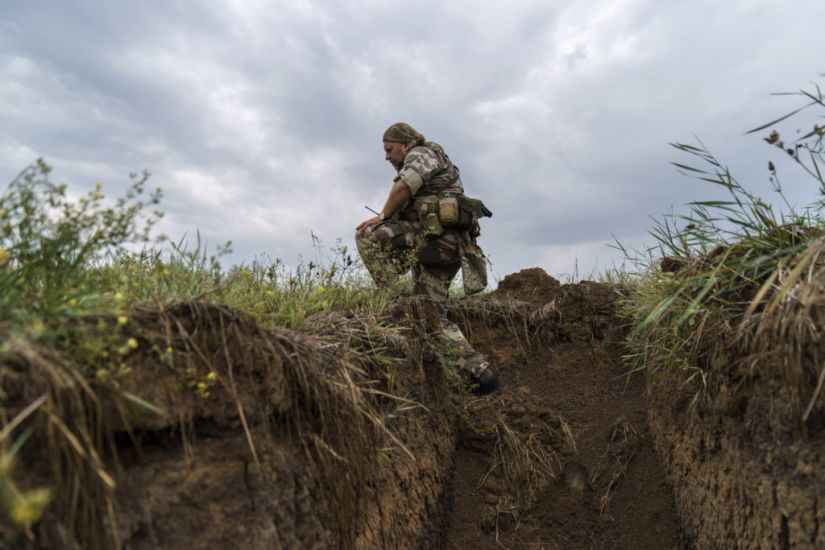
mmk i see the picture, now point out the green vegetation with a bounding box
[0,159,407,371]
[623,81,825,411]
[0,160,406,540]
[0,160,402,333]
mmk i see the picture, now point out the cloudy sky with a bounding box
[1,1,823,282]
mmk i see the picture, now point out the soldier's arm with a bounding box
[356,180,412,231]
[380,179,411,218]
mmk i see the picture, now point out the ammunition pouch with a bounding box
[399,193,493,237]
[416,196,444,237]
[440,194,492,233]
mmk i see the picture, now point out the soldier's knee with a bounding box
[389,234,409,250]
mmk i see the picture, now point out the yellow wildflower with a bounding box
[316,285,325,294]
[117,315,129,325]
[162,268,172,277]
[9,487,51,528]
[127,337,139,349]
[68,298,78,306]
[165,346,174,354]
[265,289,275,297]
[206,371,218,382]
[30,319,45,336]
[96,369,109,381]
[197,381,207,391]
[114,292,124,301]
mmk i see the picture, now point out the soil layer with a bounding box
[648,372,825,549]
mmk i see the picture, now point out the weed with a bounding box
[0,160,161,324]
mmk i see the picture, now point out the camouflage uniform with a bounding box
[356,131,493,379]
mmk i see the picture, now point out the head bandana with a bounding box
[382,122,426,146]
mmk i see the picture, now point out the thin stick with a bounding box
[802,362,825,423]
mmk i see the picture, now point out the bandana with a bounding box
[382,122,425,145]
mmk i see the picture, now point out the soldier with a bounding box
[355,122,500,395]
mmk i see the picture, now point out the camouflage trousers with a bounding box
[355,221,490,377]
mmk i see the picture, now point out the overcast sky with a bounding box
[1,1,823,283]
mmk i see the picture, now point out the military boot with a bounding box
[470,365,501,396]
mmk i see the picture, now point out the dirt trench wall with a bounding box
[648,376,825,549]
[4,303,458,549]
[115,406,456,550]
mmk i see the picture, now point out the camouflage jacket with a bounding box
[395,141,464,197]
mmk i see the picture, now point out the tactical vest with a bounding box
[397,141,492,238]
[398,142,462,222]
[413,141,463,197]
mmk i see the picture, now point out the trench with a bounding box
[441,312,684,549]
[12,273,825,549]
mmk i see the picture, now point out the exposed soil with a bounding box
[444,269,683,549]
[648,370,825,549]
[3,303,460,549]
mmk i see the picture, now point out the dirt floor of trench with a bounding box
[444,278,684,549]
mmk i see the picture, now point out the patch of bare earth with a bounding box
[445,269,683,549]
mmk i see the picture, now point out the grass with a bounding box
[621,80,825,416]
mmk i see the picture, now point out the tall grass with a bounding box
[623,81,825,408]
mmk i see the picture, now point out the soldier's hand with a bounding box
[356,216,381,233]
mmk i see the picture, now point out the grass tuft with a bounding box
[622,80,825,425]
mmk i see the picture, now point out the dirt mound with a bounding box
[450,268,622,348]
[496,267,561,302]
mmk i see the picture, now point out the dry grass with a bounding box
[589,417,640,515]
[744,237,825,425]
[1,335,119,549]
[482,418,560,513]
[447,294,567,361]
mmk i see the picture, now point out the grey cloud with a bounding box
[1,0,824,279]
